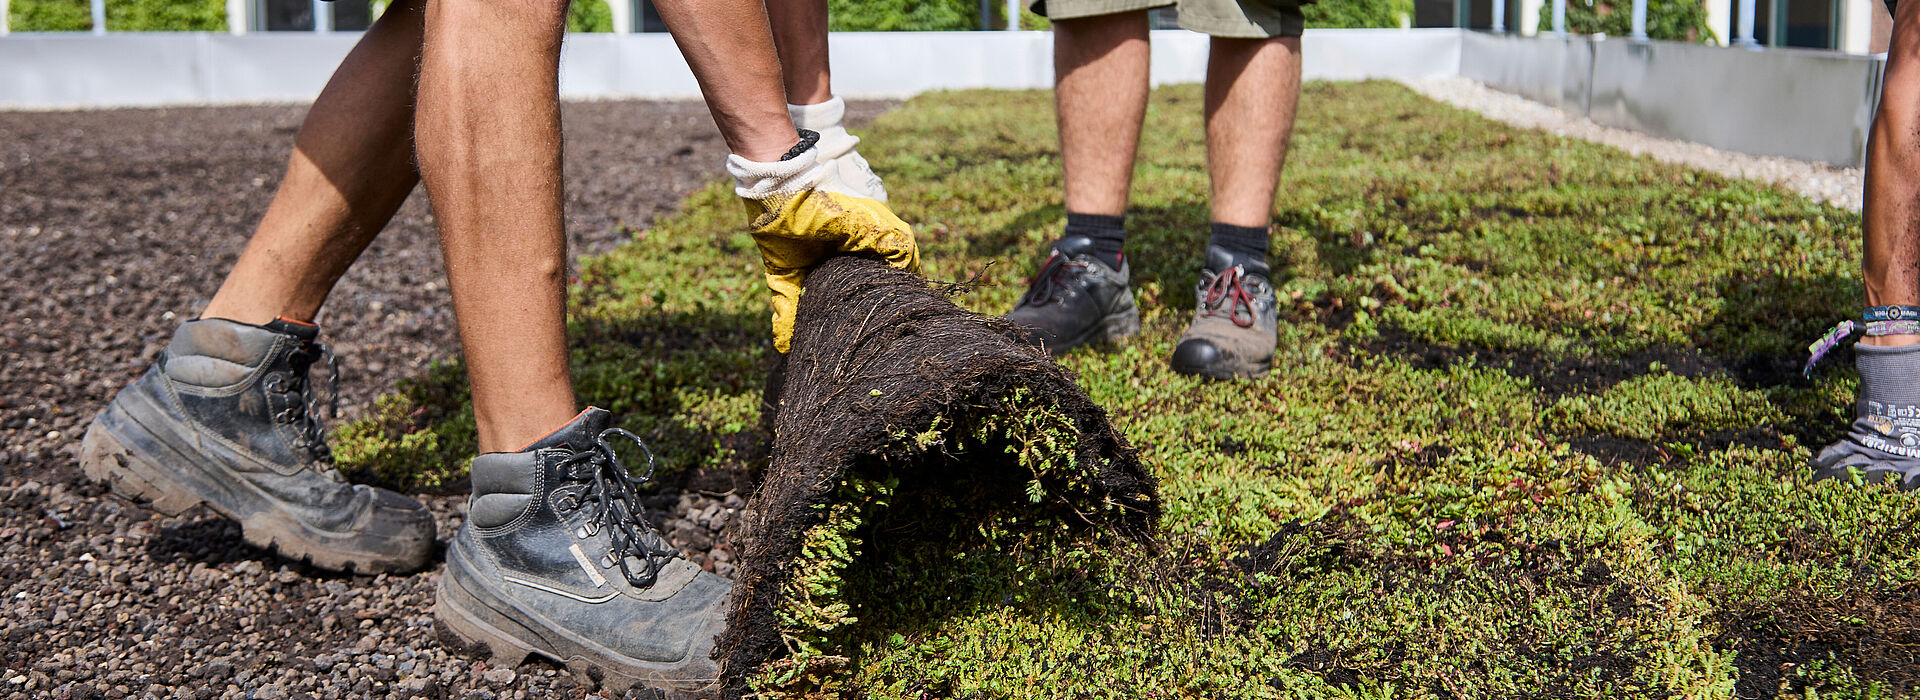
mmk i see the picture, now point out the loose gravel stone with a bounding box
[0,98,892,698]
[1402,76,1865,211]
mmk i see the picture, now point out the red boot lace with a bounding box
[1197,265,1257,328]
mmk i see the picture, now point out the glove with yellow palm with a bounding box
[727,129,920,353]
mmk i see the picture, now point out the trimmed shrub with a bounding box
[1306,0,1415,28]
[828,0,979,31]
[10,0,617,31]
[10,0,92,31]
[569,0,613,32]
[11,0,223,32]
[1541,0,1711,41]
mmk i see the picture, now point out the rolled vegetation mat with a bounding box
[715,256,1162,696]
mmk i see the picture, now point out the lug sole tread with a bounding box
[79,413,412,575]
[433,568,719,699]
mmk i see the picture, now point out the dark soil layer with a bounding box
[1714,583,1920,698]
[0,99,892,698]
[717,257,1160,696]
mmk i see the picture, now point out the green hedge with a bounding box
[828,0,980,31]
[9,0,1412,34]
[569,0,612,32]
[10,0,223,32]
[824,0,1416,31]
[7,0,612,31]
[1306,0,1414,28]
[1540,0,1711,41]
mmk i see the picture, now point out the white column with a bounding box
[226,0,248,34]
[1705,0,1731,44]
[90,0,106,34]
[1007,0,1020,29]
[609,0,633,33]
[1629,0,1648,39]
[1553,0,1566,33]
[1492,0,1506,30]
[1520,0,1543,34]
[1736,0,1759,45]
[1840,0,1873,53]
[1,0,10,35]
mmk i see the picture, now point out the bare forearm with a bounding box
[654,0,797,161]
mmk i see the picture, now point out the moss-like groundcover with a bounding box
[337,82,1920,698]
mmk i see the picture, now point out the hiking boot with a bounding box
[79,318,434,574]
[436,408,728,698]
[1169,246,1278,379]
[1003,235,1140,354]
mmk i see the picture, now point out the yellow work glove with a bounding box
[727,133,920,353]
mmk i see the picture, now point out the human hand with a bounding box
[727,133,920,352]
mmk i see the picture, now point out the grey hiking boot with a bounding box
[79,318,435,573]
[1169,246,1279,380]
[1004,235,1140,354]
[436,408,729,698]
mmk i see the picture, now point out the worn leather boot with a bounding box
[436,408,730,698]
[1169,246,1279,379]
[1004,235,1141,354]
[80,317,435,573]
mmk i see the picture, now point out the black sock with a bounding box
[1065,212,1127,269]
[1208,222,1269,269]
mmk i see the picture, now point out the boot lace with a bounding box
[1197,265,1259,328]
[274,341,341,473]
[1020,252,1091,307]
[553,429,679,588]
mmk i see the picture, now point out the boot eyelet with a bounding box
[264,376,287,393]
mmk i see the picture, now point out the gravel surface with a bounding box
[0,98,892,699]
[1402,76,1866,211]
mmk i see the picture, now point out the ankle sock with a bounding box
[1208,222,1269,270]
[788,96,847,133]
[1065,213,1127,269]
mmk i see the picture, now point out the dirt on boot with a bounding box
[715,256,1161,697]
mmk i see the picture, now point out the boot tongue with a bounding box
[1053,235,1095,258]
[1204,244,1271,279]
[262,318,320,342]
[522,407,612,453]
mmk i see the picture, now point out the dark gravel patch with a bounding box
[0,97,894,698]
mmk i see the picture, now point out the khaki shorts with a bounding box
[1028,0,1309,38]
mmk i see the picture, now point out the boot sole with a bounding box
[79,394,430,574]
[435,543,721,699]
[1046,303,1142,355]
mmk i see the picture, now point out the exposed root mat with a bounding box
[717,256,1161,696]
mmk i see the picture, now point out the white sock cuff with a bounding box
[787,96,847,132]
[726,148,822,199]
